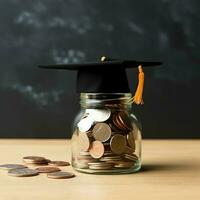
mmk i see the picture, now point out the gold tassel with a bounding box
[133,65,144,105]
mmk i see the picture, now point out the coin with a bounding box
[92,123,112,142]
[86,109,111,122]
[79,151,90,156]
[75,162,89,169]
[49,161,70,166]
[78,132,90,151]
[127,132,135,149]
[124,146,135,154]
[0,164,27,171]
[88,162,114,170]
[23,156,47,164]
[118,112,133,131]
[77,116,94,132]
[114,161,135,168]
[36,166,61,173]
[8,168,39,177]
[113,112,133,131]
[100,155,122,162]
[89,141,104,159]
[124,154,138,162]
[110,134,126,154]
[47,171,75,179]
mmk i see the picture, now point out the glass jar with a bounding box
[71,93,142,174]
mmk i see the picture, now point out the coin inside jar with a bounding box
[110,134,126,155]
[78,132,90,151]
[127,131,135,149]
[92,123,112,142]
[89,141,104,159]
[77,116,94,133]
[86,109,111,122]
[113,112,133,131]
[47,171,75,179]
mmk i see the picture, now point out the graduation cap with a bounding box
[39,56,162,105]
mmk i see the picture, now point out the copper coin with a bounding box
[110,134,126,155]
[47,171,75,179]
[89,141,104,159]
[100,155,122,162]
[8,168,39,177]
[48,161,70,166]
[118,112,133,131]
[0,164,27,171]
[36,166,61,173]
[23,156,47,164]
[92,123,112,142]
[78,132,90,151]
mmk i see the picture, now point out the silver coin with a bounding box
[0,164,27,171]
[77,116,94,132]
[8,168,39,177]
[47,171,75,179]
[86,109,111,122]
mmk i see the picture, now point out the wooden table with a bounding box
[0,139,199,200]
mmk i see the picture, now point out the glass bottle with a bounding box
[71,93,142,174]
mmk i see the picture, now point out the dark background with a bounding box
[0,0,199,138]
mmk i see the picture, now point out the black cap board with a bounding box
[39,56,162,93]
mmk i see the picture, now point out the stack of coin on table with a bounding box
[75,108,139,171]
[0,156,75,179]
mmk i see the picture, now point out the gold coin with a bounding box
[78,132,90,151]
[47,171,75,179]
[35,166,61,173]
[48,161,70,166]
[110,134,126,155]
[92,123,112,142]
[127,132,135,149]
[8,168,39,177]
[89,141,104,159]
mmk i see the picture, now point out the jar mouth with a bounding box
[80,93,132,108]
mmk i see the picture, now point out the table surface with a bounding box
[0,139,199,200]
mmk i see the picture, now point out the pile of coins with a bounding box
[74,108,139,171]
[0,156,75,179]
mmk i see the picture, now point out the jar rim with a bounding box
[80,93,132,108]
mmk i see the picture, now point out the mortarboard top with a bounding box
[39,56,162,95]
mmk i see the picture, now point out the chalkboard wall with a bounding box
[0,0,199,138]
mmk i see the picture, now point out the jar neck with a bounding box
[80,93,132,110]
